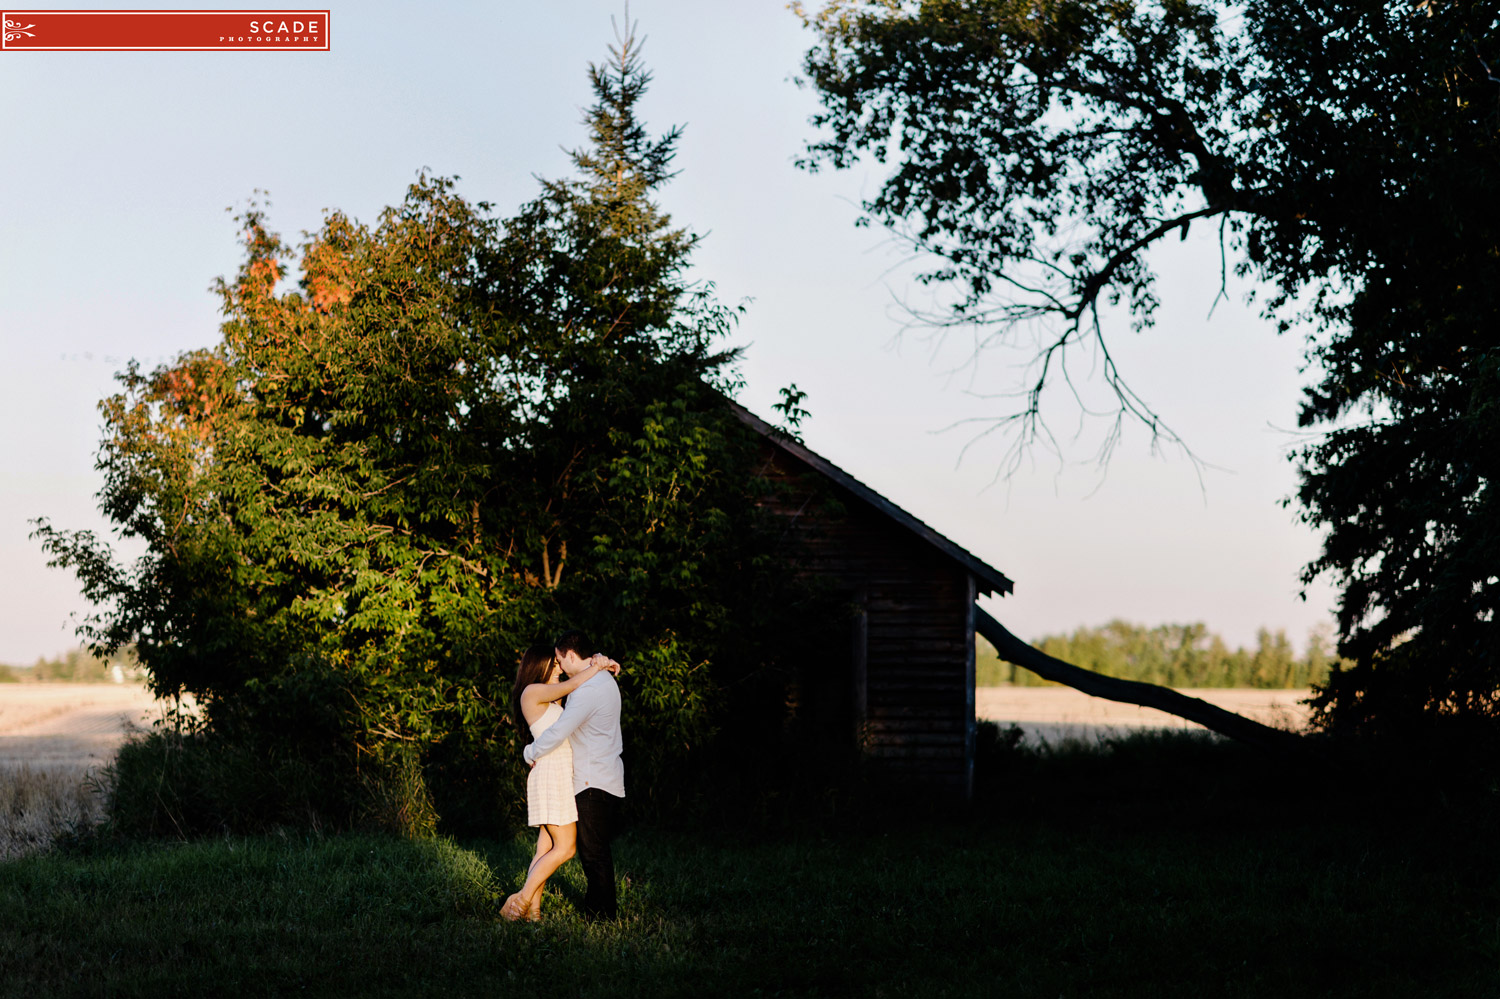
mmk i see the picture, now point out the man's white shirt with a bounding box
[522,670,625,798]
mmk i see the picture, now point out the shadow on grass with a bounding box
[2,729,1497,998]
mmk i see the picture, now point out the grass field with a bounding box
[1,688,1495,996]
[2,735,1496,999]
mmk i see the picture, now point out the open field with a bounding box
[976,686,1312,743]
[0,683,1309,857]
[0,683,177,772]
[0,684,1307,772]
[0,684,185,860]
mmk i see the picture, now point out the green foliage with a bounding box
[770,382,811,442]
[34,28,812,834]
[977,621,1343,689]
[796,1,1500,734]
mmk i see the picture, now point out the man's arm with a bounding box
[522,682,598,765]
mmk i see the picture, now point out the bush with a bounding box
[107,730,339,838]
[104,727,451,840]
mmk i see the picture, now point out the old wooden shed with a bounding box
[733,403,1014,800]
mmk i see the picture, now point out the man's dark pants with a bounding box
[574,788,621,919]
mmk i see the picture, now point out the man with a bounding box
[522,629,624,920]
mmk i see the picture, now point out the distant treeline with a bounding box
[0,647,140,683]
[977,621,1343,689]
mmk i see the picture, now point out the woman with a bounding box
[502,644,617,921]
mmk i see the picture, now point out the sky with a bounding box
[0,1,1340,665]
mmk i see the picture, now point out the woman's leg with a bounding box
[503,826,558,921]
[519,822,576,912]
[523,826,555,920]
[528,826,553,879]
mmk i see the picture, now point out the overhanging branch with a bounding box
[1068,206,1228,322]
[975,606,1307,755]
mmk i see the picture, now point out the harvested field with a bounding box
[976,685,1313,743]
[0,683,185,859]
[0,683,176,771]
[0,683,1312,857]
[0,684,1311,767]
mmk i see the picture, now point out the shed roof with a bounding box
[731,401,1015,598]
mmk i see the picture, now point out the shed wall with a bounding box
[755,443,975,795]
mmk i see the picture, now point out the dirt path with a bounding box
[976,686,1313,744]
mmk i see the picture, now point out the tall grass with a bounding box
[0,765,106,860]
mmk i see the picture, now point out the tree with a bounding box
[34,24,806,832]
[795,0,1500,735]
[1026,620,1336,688]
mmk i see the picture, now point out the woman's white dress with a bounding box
[527,702,577,826]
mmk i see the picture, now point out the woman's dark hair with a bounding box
[510,645,557,746]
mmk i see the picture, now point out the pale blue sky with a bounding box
[0,1,1338,664]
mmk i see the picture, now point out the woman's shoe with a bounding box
[500,892,531,922]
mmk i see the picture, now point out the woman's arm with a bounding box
[544,663,602,700]
[522,656,620,708]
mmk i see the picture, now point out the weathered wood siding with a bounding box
[755,443,976,797]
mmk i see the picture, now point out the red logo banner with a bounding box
[1,10,330,50]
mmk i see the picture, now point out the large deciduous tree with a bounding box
[35,28,804,832]
[796,0,1500,736]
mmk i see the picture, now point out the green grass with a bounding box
[3,792,1497,999]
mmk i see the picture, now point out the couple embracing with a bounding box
[502,630,624,922]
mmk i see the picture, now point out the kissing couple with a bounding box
[502,629,624,922]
